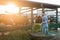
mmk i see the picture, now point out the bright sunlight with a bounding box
[6,3,19,14]
[0,3,19,14]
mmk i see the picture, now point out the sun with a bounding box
[5,3,19,14]
[0,3,19,14]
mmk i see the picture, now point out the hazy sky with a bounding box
[28,0,60,5]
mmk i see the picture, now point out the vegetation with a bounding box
[0,29,31,40]
[0,23,42,40]
[0,23,59,40]
[32,23,42,33]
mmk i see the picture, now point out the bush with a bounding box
[32,23,42,33]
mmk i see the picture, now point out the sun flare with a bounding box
[0,3,19,14]
[6,3,19,14]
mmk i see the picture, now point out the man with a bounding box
[42,11,48,34]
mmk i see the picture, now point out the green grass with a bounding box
[0,23,59,40]
[0,30,30,40]
[0,23,41,40]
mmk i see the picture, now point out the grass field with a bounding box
[0,23,41,40]
[0,23,58,40]
[0,30,31,40]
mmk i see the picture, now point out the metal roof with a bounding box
[0,0,60,9]
[18,1,60,9]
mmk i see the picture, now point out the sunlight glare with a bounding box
[0,6,6,14]
[6,3,19,14]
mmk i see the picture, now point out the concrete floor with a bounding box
[30,31,60,40]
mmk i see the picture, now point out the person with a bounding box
[42,11,48,35]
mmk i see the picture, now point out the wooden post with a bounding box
[31,7,34,32]
[19,7,21,15]
[41,4,44,13]
[56,8,58,23]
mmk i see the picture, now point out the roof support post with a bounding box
[41,4,44,14]
[56,8,58,23]
[19,7,21,15]
[31,7,34,32]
